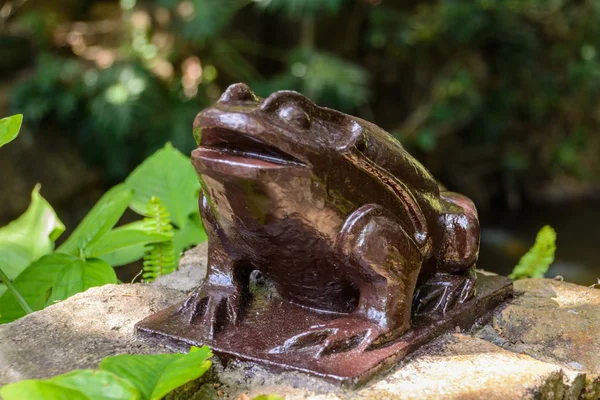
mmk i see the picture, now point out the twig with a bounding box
[131,268,144,284]
[0,266,33,314]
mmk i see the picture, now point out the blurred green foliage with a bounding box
[5,0,600,207]
[368,0,600,206]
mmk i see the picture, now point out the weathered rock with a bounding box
[218,333,577,400]
[1,245,599,399]
[0,284,187,385]
[476,278,600,399]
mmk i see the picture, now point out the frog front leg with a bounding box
[177,196,247,339]
[274,204,423,357]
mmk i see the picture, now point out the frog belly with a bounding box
[225,217,359,314]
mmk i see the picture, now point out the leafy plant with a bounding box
[509,225,557,280]
[0,346,213,400]
[142,197,176,282]
[0,186,130,323]
[0,186,64,285]
[125,143,206,259]
[0,142,207,324]
[0,114,63,314]
[99,347,213,400]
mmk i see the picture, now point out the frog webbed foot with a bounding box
[178,283,243,339]
[269,317,383,358]
[412,273,475,317]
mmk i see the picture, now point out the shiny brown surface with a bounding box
[136,83,512,385]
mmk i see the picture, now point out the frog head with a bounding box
[191,83,367,179]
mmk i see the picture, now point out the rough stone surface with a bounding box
[476,278,600,399]
[1,245,599,399]
[0,284,187,385]
[213,333,576,400]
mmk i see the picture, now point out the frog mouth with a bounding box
[193,127,306,169]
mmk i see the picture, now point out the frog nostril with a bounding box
[356,140,367,152]
[218,83,259,103]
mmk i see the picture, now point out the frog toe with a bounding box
[269,318,381,358]
[178,284,242,339]
[413,273,475,316]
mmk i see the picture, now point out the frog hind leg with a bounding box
[273,204,423,357]
[413,191,479,316]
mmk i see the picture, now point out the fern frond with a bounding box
[142,197,176,282]
[509,225,557,280]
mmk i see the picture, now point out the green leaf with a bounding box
[58,184,133,256]
[99,243,146,268]
[173,213,207,257]
[0,253,72,323]
[253,395,285,400]
[85,221,172,260]
[48,370,141,400]
[0,370,141,400]
[99,346,213,400]
[0,114,23,147]
[125,143,200,228]
[509,225,557,280]
[47,258,118,304]
[0,185,65,280]
[0,380,87,400]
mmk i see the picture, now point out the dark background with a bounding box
[0,0,598,283]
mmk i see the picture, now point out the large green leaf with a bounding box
[0,186,65,280]
[85,221,171,260]
[173,213,207,257]
[125,143,200,228]
[0,370,141,400]
[47,258,118,304]
[99,346,212,400]
[99,243,146,268]
[58,185,133,256]
[49,370,141,400]
[0,114,23,148]
[0,380,87,400]
[0,253,72,323]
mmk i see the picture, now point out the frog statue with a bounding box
[136,83,512,385]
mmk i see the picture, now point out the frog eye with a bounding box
[277,105,311,129]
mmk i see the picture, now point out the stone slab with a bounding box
[0,284,187,385]
[1,244,599,399]
[226,333,572,400]
[476,278,600,399]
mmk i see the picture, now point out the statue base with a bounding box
[136,274,512,388]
